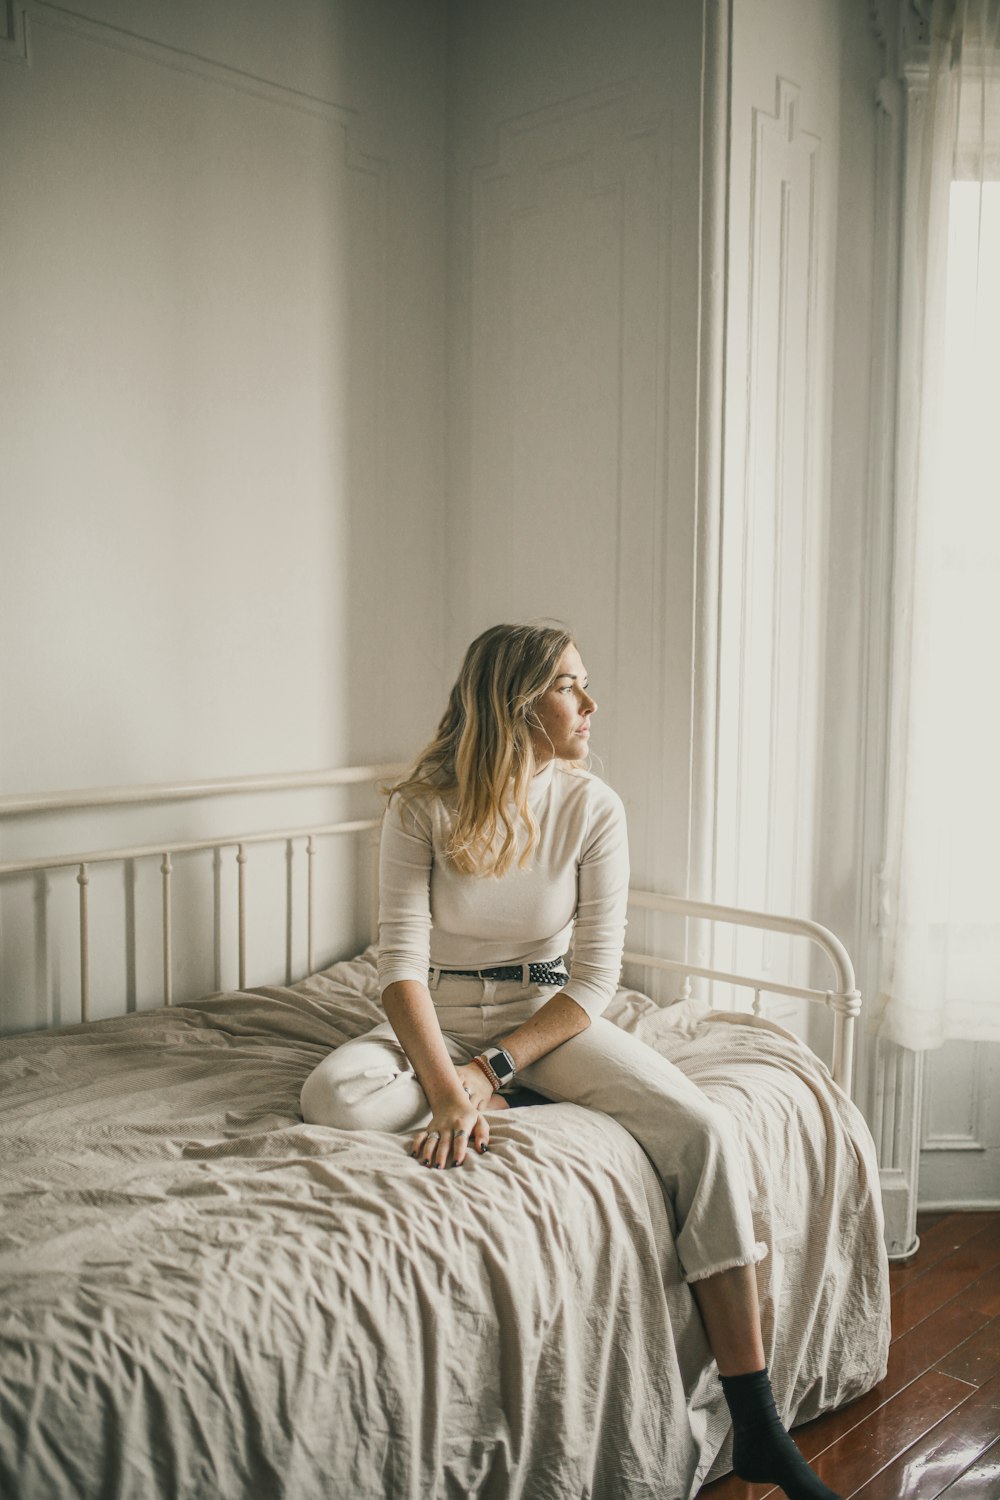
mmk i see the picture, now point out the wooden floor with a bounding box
[698,1211,1000,1499]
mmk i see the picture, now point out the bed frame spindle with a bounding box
[77,863,90,1023]
[306,835,316,977]
[237,844,248,990]
[161,854,173,1005]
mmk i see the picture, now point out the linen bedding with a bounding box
[0,948,889,1500]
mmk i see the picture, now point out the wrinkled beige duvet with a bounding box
[0,950,889,1500]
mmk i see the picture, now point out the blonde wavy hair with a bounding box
[386,622,576,877]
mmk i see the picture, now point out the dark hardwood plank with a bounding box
[935,1315,1000,1387]
[918,1212,951,1234]
[851,1372,1000,1498]
[967,1263,1000,1319]
[786,1297,988,1459]
[699,1287,988,1492]
[703,1372,974,1499]
[890,1221,1000,1338]
[781,1371,972,1497]
[934,1436,1000,1496]
[891,1213,1000,1293]
[697,1215,1000,1499]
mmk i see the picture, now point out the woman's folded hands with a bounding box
[410,1062,505,1168]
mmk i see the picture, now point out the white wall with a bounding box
[0,0,449,1028]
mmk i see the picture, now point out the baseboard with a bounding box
[917,1199,1000,1213]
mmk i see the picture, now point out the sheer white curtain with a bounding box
[874,0,1000,1050]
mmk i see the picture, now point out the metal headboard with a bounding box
[0,765,401,1016]
[0,765,861,1093]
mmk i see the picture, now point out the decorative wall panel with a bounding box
[716,78,822,1022]
[452,83,694,946]
[921,1043,984,1150]
[919,1042,1000,1208]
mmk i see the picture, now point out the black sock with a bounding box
[719,1368,842,1500]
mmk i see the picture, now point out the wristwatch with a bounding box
[480,1046,517,1090]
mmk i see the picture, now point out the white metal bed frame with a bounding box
[0,766,862,1094]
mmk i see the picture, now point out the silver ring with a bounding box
[454,1129,466,1136]
[425,1130,440,1138]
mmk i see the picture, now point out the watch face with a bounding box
[487,1048,515,1082]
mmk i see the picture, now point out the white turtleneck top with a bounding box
[376,759,629,1019]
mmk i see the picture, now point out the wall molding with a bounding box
[718,75,820,1018]
[471,78,665,209]
[919,1198,1000,1213]
[860,56,931,1252]
[9,1,362,142]
[5,0,391,276]
[691,0,728,929]
[921,1135,987,1153]
[849,6,910,1229]
[921,1045,988,1152]
[869,0,932,64]
[1,0,28,62]
[3,0,392,383]
[868,1,893,59]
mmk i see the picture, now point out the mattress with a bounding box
[0,948,889,1500]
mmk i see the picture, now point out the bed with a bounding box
[0,767,890,1500]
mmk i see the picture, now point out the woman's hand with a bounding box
[454,1061,496,1112]
[412,1088,487,1168]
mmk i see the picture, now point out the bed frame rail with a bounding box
[624,890,860,1093]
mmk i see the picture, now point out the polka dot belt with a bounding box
[432,960,569,985]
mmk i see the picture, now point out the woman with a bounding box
[301,622,840,1500]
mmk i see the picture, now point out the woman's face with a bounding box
[529,643,597,765]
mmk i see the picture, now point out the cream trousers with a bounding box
[300,972,767,1284]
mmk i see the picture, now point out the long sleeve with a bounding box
[564,788,630,1019]
[376,794,434,993]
